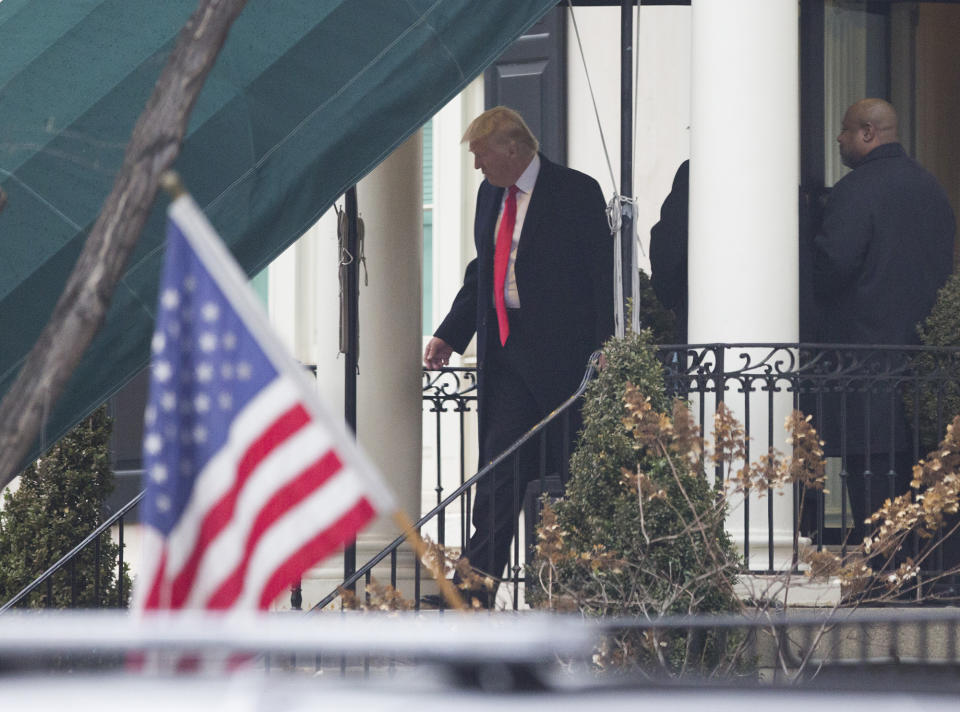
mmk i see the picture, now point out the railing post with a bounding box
[118,517,125,607]
[94,535,101,607]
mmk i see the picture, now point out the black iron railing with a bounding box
[655,343,960,584]
[420,366,478,556]
[313,353,598,611]
[322,342,960,610]
[6,342,960,612]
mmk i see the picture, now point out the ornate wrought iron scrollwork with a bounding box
[422,367,478,414]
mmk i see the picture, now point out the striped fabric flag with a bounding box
[133,192,394,613]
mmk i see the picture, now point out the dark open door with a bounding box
[484,7,567,165]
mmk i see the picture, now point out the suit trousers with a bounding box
[462,309,576,582]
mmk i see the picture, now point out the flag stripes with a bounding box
[169,401,313,607]
[258,499,375,609]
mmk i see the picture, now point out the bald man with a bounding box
[813,99,956,547]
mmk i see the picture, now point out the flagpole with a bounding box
[158,171,186,200]
[391,511,466,610]
[342,185,360,594]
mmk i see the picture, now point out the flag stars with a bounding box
[154,360,172,383]
[161,392,176,412]
[194,393,211,413]
[144,433,163,455]
[183,275,197,293]
[161,289,180,310]
[156,494,171,513]
[220,363,234,380]
[196,362,214,383]
[201,302,219,322]
[193,425,208,444]
[145,405,157,427]
[236,361,252,381]
[199,332,217,353]
[222,332,237,351]
[151,464,168,484]
[151,332,166,354]
[218,392,233,411]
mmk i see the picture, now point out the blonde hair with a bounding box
[462,106,539,155]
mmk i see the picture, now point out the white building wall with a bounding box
[567,5,692,275]
[421,78,484,550]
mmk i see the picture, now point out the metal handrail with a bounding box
[311,350,603,611]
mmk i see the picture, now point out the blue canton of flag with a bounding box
[134,192,393,613]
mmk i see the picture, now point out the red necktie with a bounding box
[493,185,519,346]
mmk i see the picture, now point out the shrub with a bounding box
[0,406,130,608]
[910,271,960,452]
[529,330,743,676]
[635,268,677,345]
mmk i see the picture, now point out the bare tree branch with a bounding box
[0,0,248,488]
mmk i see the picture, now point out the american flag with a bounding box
[133,192,393,612]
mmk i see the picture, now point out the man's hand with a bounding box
[424,337,454,369]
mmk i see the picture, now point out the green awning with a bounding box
[0,0,556,467]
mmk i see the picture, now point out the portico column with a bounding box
[689,0,799,571]
[353,132,424,588]
[277,134,424,608]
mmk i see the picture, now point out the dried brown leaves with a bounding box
[719,408,827,497]
[859,415,960,556]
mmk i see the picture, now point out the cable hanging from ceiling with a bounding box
[567,0,645,337]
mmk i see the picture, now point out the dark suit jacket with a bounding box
[812,142,955,454]
[434,154,614,414]
[649,160,689,343]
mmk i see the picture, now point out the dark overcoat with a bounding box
[812,142,955,455]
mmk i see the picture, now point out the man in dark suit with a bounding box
[423,106,613,595]
[812,98,955,546]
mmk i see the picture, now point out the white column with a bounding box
[275,135,424,609]
[353,131,424,588]
[355,131,424,519]
[689,0,799,571]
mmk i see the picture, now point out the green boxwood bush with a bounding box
[909,270,960,452]
[0,406,130,609]
[529,330,742,676]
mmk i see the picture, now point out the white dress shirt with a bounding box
[493,154,540,308]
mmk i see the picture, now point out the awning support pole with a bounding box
[621,0,634,330]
